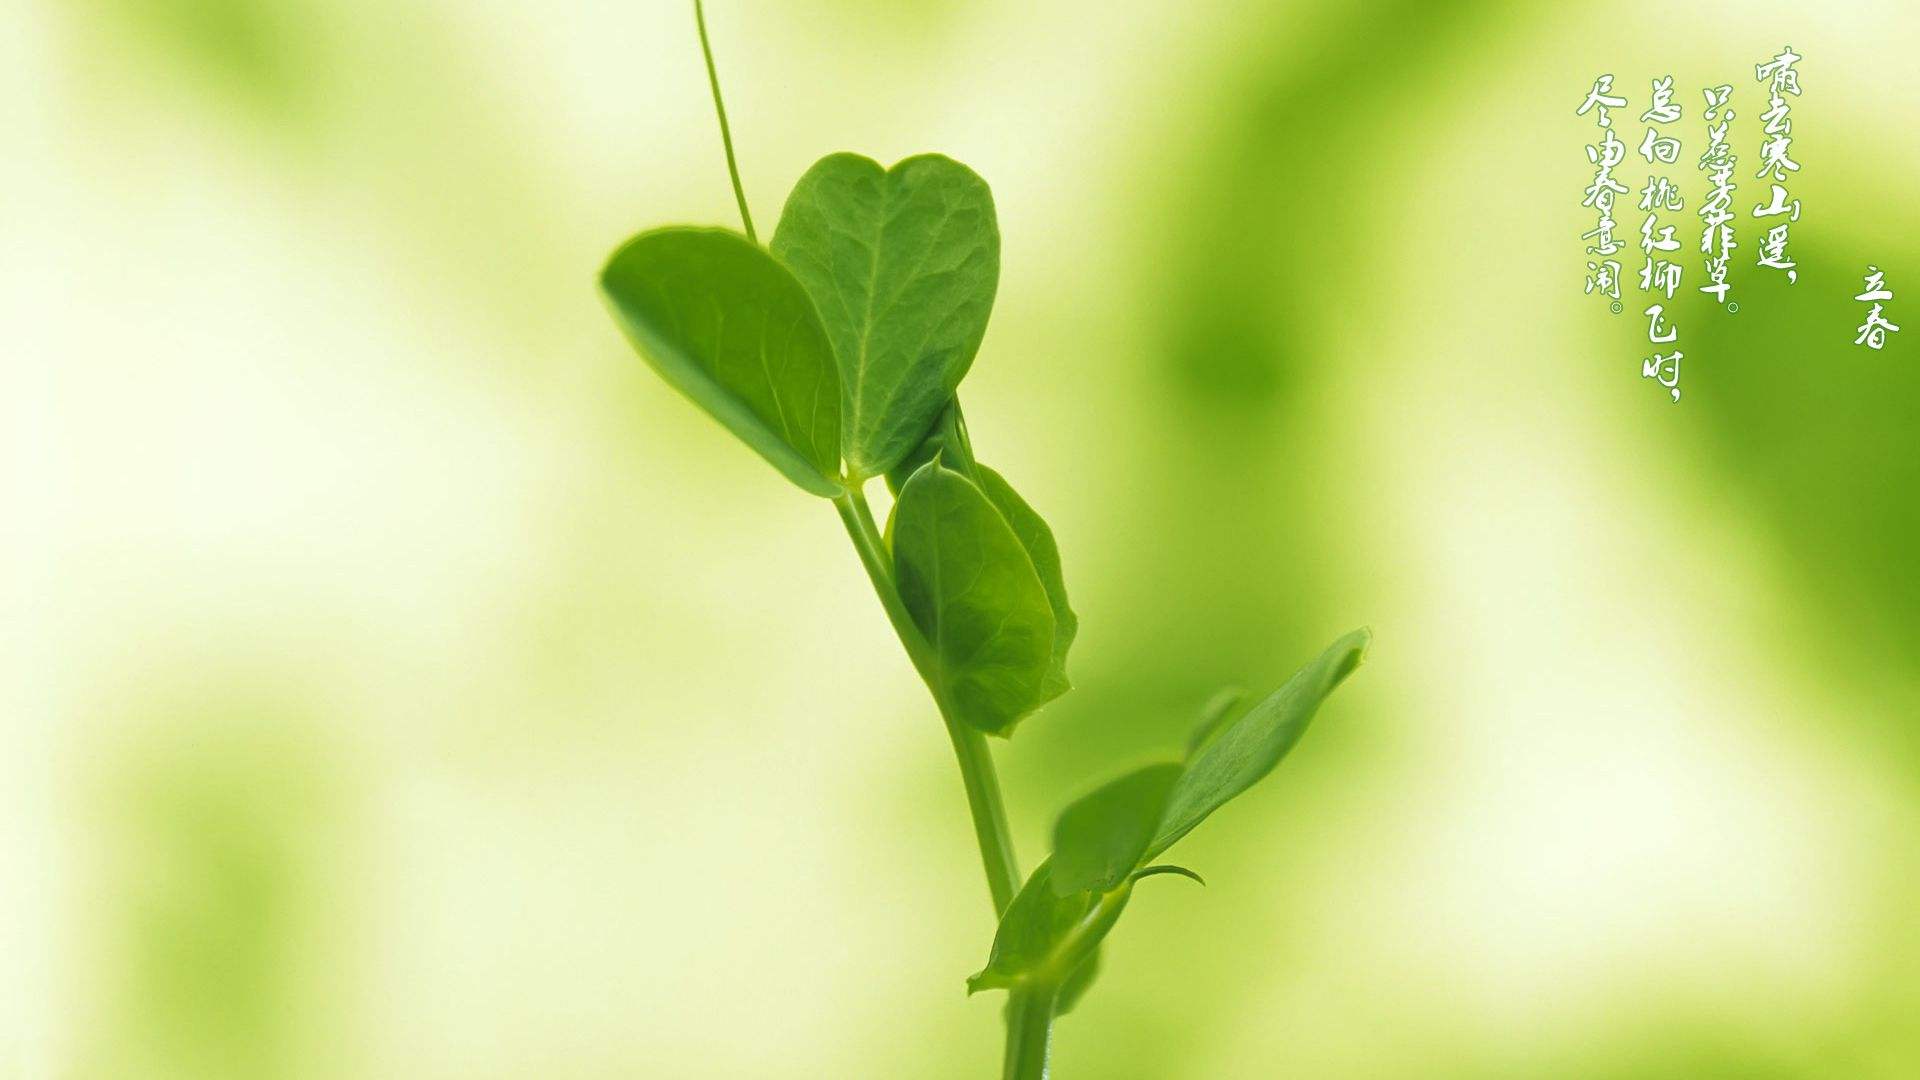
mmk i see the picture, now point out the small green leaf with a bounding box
[1146,628,1371,860]
[772,153,999,479]
[1050,763,1182,896]
[1185,686,1247,757]
[1053,949,1101,1017]
[885,398,974,495]
[967,860,1131,995]
[892,460,1055,736]
[600,227,843,495]
[890,402,1078,704]
[974,464,1076,704]
[1132,864,1206,887]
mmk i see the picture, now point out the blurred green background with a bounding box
[9,1,1920,1076]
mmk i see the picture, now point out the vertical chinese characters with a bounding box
[1638,76,1684,403]
[1579,75,1629,309]
[1574,51,1897,399]
[1753,46,1803,284]
[1697,84,1737,305]
[1637,76,1685,301]
[1853,267,1900,349]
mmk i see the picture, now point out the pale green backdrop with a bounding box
[8,1,1918,1076]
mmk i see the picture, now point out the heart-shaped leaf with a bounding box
[1049,763,1183,896]
[600,227,843,495]
[772,153,998,480]
[890,402,1076,703]
[1145,628,1371,861]
[967,860,1131,995]
[892,459,1055,736]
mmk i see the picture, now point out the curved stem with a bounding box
[692,0,756,242]
[1002,985,1059,1079]
[833,487,1021,914]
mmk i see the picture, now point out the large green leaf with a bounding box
[1049,763,1183,896]
[1146,628,1371,860]
[891,459,1054,736]
[771,153,999,479]
[889,402,1076,703]
[967,860,1131,995]
[600,228,843,495]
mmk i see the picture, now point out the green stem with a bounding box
[689,3,1033,1066]
[832,487,1022,914]
[1002,984,1059,1079]
[943,714,1021,915]
[692,0,756,242]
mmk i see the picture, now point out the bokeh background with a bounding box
[9,1,1920,1076]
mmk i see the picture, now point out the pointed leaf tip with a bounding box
[1146,628,1371,860]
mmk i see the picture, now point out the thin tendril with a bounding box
[693,0,756,242]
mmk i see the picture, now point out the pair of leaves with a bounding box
[598,154,998,493]
[968,629,1371,993]
[601,153,1073,737]
[891,447,1076,737]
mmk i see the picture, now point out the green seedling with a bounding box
[597,6,1371,1075]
